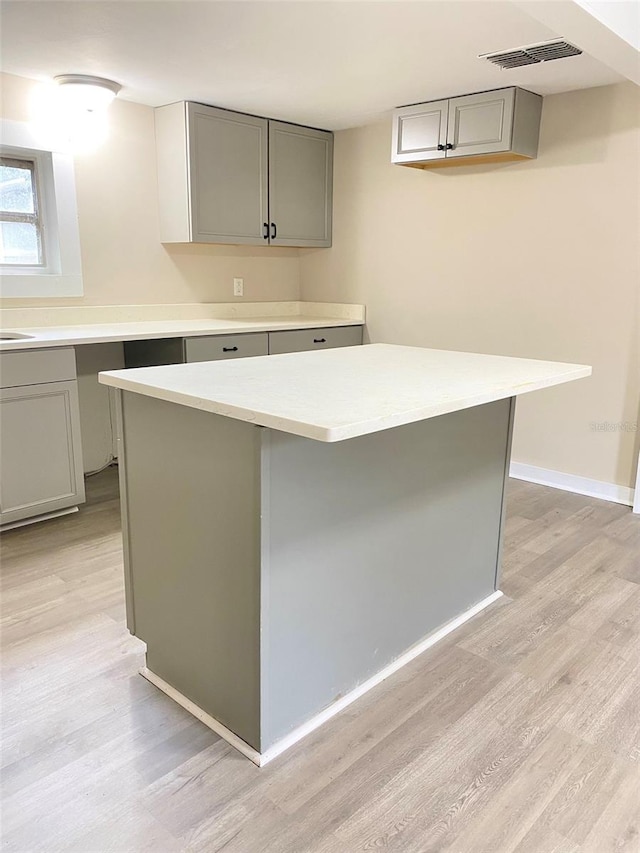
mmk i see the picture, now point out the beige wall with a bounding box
[301,83,640,490]
[0,73,301,306]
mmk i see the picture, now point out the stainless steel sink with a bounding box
[0,332,34,340]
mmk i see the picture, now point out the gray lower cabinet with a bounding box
[269,325,363,355]
[0,348,85,527]
[392,87,542,168]
[155,101,333,247]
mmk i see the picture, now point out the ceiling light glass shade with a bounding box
[54,75,121,112]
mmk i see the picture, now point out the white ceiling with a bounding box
[0,1,632,130]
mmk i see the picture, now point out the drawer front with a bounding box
[268,326,363,355]
[0,347,77,389]
[184,333,269,363]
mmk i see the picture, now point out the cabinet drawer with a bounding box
[184,333,269,363]
[0,347,77,389]
[268,326,363,355]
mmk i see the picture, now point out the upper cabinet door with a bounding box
[446,89,515,158]
[392,101,448,164]
[268,122,333,248]
[188,104,269,245]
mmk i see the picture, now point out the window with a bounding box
[0,156,44,266]
[0,119,83,298]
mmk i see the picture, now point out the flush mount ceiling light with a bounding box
[53,74,121,112]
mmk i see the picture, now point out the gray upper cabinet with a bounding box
[268,122,333,247]
[156,102,333,246]
[392,87,542,169]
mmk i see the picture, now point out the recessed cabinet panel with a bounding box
[447,89,515,157]
[188,105,269,245]
[392,101,448,164]
[0,381,85,525]
[268,122,333,247]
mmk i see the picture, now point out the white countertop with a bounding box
[99,344,592,442]
[0,315,362,351]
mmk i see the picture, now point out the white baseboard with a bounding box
[509,462,634,508]
[141,589,503,767]
[140,667,264,766]
[1,505,79,532]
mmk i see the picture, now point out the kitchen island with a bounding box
[99,344,590,765]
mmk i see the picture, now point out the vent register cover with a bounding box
[480,39,582,70]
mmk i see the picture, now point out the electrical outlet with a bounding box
[233,278,244,297]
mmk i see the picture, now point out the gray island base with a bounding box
[102,344,591,765]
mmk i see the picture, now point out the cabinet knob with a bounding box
[313,338,326,344]
[263,222,269,240]
[222,346,238,353]
[271,222,277,240]
[437,144,445,151]
[445,143,454,150]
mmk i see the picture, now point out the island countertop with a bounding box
[99,344,591,442]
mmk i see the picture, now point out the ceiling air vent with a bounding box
[480,39,582,69]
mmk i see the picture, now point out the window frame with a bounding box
[0,119,83,298]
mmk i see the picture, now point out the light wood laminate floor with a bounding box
[1,469,638,853]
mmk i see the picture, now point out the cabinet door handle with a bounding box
[445,143,454,150]
[437,144,445,151]
[313,338,327,344]
[271,222,277,239]
[222,346,238,352]
[263,222,269,240]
